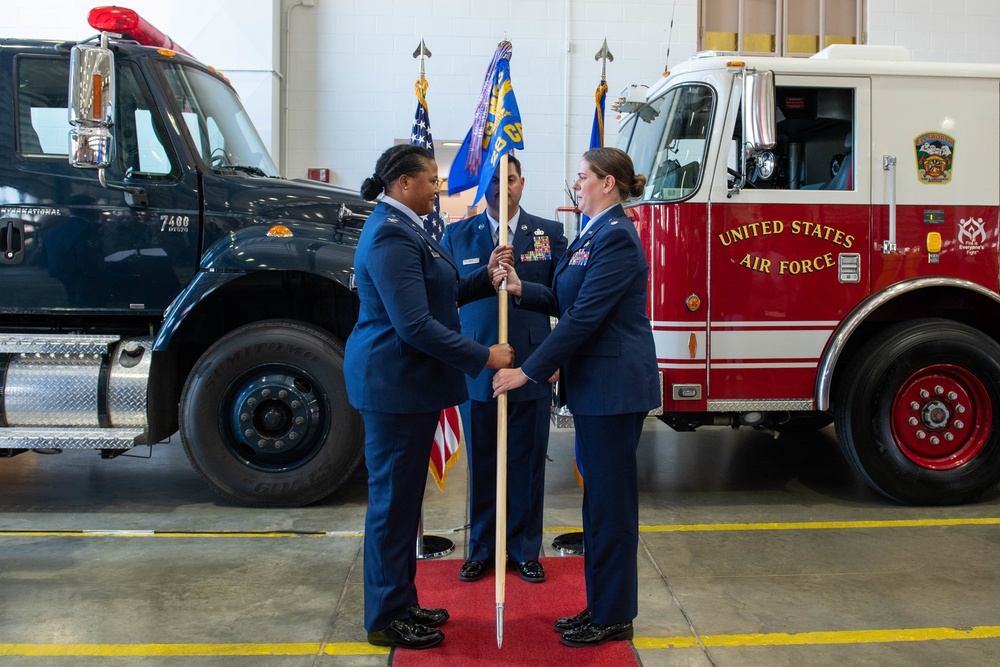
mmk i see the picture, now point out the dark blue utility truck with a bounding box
[0,8,373,506]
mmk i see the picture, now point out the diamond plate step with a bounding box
[0,334,121,356]
[0,427,145,449]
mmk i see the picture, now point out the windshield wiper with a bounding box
[217,164,270,177]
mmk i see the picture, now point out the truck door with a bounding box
[1,51,199,313]
[707,75,872,404]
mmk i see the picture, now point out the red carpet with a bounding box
[390,556,640,667]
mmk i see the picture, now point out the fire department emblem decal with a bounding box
[958,217,986,255]
[914,132,955,184]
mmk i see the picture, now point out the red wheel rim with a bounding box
[891,364,991,470]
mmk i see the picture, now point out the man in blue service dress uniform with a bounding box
[442,154,567,584]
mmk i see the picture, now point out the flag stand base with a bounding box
[552,531,584,556]
[416,484,454,558]
[417,534,455,559]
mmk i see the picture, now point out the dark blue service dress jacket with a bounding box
[518,204,660,415]
[344,200,495,414]
[441,210,567,402]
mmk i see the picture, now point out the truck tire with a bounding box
[179,319,364,507]
[834,318,1000,505]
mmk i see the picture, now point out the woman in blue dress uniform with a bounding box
[345,144,513,650]
[491,147,660,648]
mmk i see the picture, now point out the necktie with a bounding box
[494,225,512,246]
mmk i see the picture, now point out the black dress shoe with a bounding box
[560,621,634,648]
[458,559,492,582]
[509,558,546,582]
[367,619,444,650]
[554,608,591,632]
[408,605,449,628]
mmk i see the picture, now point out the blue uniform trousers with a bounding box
[574,412,645,625]
[466,396,550,563]
[361,409,439,632]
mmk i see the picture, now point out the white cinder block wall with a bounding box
[3,0,1000,217]
[867,0,1000,63]
[282,0,698,218]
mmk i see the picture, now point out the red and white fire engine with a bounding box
[614,45,1000,505]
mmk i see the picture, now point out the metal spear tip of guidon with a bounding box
[595,37,614,80]
[496,602,505,648]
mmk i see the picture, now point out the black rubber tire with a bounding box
[834,318,1000,505]
[179,319,363,507]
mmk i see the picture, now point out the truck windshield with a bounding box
[624,84,714,202]
[159,62,280,177]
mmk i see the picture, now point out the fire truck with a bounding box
[615,45,1000,505]
[0,7,373,506]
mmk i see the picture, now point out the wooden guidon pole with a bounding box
[495,151,509,648]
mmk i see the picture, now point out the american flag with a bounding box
[412,75,462,489]
[411,77,445,241]
[428,405,463,491]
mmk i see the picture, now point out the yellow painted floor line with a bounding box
[3,626,1000,656]
[547,516,1000,534]
[0,642,388,657]
[2,517,999,540]
[0,530,364,538]
[634,625,1000,650]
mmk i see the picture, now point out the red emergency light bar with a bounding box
[88,6,192,56]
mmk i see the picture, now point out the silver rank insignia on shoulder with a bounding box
[387,215,400,223]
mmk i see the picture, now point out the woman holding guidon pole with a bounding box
[491,147,659,648]
[345,143,513,650]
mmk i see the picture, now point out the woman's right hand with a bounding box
[486,343,514,369]
[492,261,522,297]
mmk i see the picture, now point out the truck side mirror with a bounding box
[742,69,776,151]
[729,69,777,197]
[68,42,115,168]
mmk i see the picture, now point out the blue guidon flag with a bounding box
[448,41,524,207]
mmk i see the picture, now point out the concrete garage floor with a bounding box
[2,420,1000,666]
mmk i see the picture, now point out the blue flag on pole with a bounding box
[448,42,524,207]
[573,79,610,491]
[579,79,609,230]
[590,80,608,150]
